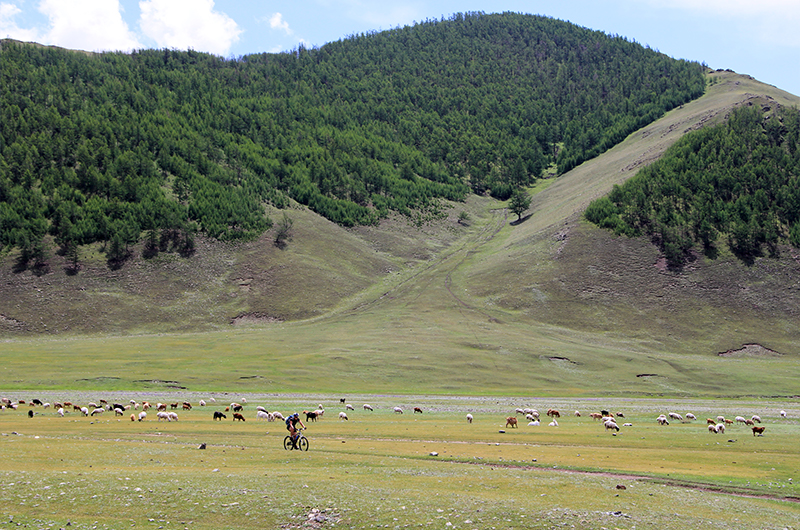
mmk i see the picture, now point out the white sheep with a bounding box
[90,408,104,416]
[138,411,147,422]
[346,404,354,411]
[751,415,762,423]
[199,400,206,407]
[735,416,747,424]
[685,413,696,420]
[604,419,619,431]
[668,412,682,421]
[716,415,725,424]
[256,406,268,413]
[780,410,787,418]
[466,413,473,424]
[528,420,540,426]
[80,406,89,416]
[393,406,403,414]
[548,420,558,427]
[339,411,348,421]
[656,415,669,426]
[363,404,373,411]
[57,407,64,417]
[574,410,581,417]
[716,423,725,434]
[272,411,284,420]
[157,411,169,421]
[256,411,270,420]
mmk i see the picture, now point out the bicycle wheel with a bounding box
[297,436,309,451]
[283,436,293,450]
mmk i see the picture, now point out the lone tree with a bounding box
[509,188,532,221]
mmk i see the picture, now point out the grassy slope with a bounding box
[1,71,799,397]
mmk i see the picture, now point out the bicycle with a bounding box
[283,427,309,451]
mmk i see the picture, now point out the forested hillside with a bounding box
[586,103,800,266]
[0,12,705,268]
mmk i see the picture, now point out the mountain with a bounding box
[1,14,799,396]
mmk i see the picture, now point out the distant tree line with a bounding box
[585,104,800,266]
[0,12,705,266]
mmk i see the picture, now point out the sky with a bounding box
[1,0,799,97]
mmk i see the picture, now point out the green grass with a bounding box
[1,395,798,529]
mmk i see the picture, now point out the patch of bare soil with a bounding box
[718,343,783,358]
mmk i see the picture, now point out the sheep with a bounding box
[604,420,619,432]
[589,413,603,421]
[157,411,169,421]
[716,423,726,434]
[28,409,34,418]
[393,406,403,414]
[314,408,325,418]
[138,411,147,422]
[706,418,716,425]
[90,408,104,416]
[232,412,246,421]
[751,415,762,423]
[780,410,787,418]
[157,403,167,411]
[346,404,354,411]
[232,404,243,412]
[413,407,423,414]
[213,411,226,421]
[548,420,559,427]
[656,415,669,426]
[130,413,136,422]
[256,411,270,420]
[528,420,540,426]
[363,404,373,411]
[43,402,51,409]
[515,408,525,415]
[80,407,89,416]
[182,402,192,410]
[199,400,206,407]
[339,411,348,421]
[466,413,473,424]
[745,418,755,426]
[57,407,64,417]
[685,413,696,421]
[735,416,747,424]
[256,406,268,413]
[623,423,633,427]
[668,412,682,421]
[708,424,719,433]
[716,415,725,424]
[574,410,581,417]
[272,412,284,420]
[167,412,179,422]
[615,412,625,418]
[752,426,766,436]
[114,407,125,416]
[505,417,518,428]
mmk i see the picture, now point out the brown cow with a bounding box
[752,426,766,436]
[506,416,518,428]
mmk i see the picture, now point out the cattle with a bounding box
[213,411,227,421]
[233,413,246,421]
[506,417,518,428]
[752,426,766,436]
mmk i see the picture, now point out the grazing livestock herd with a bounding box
[2,396,789,444]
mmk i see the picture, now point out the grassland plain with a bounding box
[1,393,799,529]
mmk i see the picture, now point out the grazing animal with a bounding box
[57,408,65,417]
[615,412,625,418]
[256,411,270,420]
[752,426,766,436]
[574,411,581,417]
[590,413,603,421]
[232,404,243,412]
[233,412,246,421]
[668,412,682,421]
[685,413,696,420]
[182,402,192,410]
[138,411,147,422]
[716,423,725,434]
[346,404,354,411]
[339,411,348,420]
[466,413,473,424]
[80,407,89,416]
[91,408,104,416]
[716,415,725,424]
[623,423,633,427]
[548,420,559,427]
[708,424,719,433]
[780,410,787,418]
[505,416,518,428]
[363,404,373,411]
[272,412,284,420]
[735,416,747,424]
[656,415,669,426]
[745,419,755,426]
[213,411,227,421]
[157,411,169,421]
[413,407,423,414]
[130,413,136,422]
[751,415,762,423]
[28,410,34,418]
[199,400,206,407]
[167,412,179,421]
[170,403,179,409]
[546,409,560,418]
[393,407,403,414]
[528,420,540,426]
[256,406,268,413]
[340,398,346,404]
[706,418,716,425]
[604,420,619,432]
[304,411,318,422]
[32,399,43,406]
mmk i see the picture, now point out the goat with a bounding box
[505,416,518,428]
[213,411,226,421]
[233,412,245,421]
[304,411,318,422]
[413,407,423,414]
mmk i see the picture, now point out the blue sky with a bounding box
[1,1,799,96]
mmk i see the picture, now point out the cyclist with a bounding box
[285,412,306,449]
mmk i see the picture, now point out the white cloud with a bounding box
[0,2,41,42]
[139,0,241,55]
[37,0,141,51]
[268,12,292,35]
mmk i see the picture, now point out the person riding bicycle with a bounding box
[285,412,306,449]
